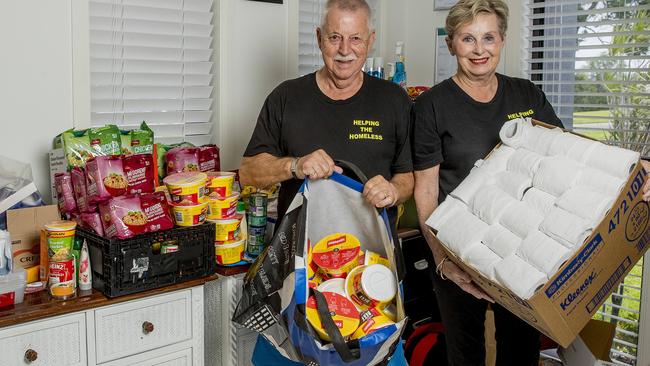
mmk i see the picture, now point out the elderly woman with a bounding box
[412,0,563,365]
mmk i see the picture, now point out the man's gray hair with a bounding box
[320,0,374,33]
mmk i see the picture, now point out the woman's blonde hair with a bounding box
[445,0,509,39]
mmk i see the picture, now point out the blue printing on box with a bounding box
[545,233,604,299]
[586,256,631,313]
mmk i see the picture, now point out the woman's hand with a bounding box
[363,175,399,208]
[641,160,650,201]
[439,259,494,302]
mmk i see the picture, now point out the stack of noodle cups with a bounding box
[205,172,246,265]
[162,172,209,227]
[306,233,398,342]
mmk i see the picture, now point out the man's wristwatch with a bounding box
[290,157,300,179]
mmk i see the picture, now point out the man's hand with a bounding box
[438,259,494,302]
[296,149,343,180]
[363,175,399,208]
[641,160,650,201]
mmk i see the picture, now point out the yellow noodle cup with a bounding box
[163,172,208,206]
[171,202,208,227]
[312,233,361,279]
[214,239,246,265]
[351,307,395,340]
[206,172,235,199]
[208,216,242,242]
[206,193,239,220]
[306,292,360,342]
[44,220,77,259]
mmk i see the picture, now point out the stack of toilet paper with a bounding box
[427,118,639,299]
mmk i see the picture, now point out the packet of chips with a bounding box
[130,121,154,154]
[88,125,122,156]
[63,129,95,168]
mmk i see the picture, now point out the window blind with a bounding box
[89,0,214,146]
[524,1,648,364]
[298,0,380,76]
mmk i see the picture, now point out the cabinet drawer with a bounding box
[94,290,192,364]
[0,313,86,366]
[102,347,193,366]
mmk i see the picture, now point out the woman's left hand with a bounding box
[641,160,650,201]
[363,175,399,208]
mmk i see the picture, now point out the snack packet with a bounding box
[166,147,200,174]
[199,144,220,172]
[54,172,77,214]
[123,154,155,195]
[88,125,122,156]
[62,129,94,168]
[86,156,128,203]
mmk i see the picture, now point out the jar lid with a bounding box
[361,264,396,303]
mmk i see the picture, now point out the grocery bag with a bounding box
[233,163,406,366]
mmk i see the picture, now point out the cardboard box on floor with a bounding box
[430,120,650,347]
[558,319,617,366]
[7,205,60,269]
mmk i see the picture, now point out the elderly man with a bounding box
[242,0,411,364]
[240,0,413,230]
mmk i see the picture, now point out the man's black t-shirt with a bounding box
[412,73,564,203]
[244,72,413,221]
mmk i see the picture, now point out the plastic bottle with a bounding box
[392,41,407,89]
[79,239,92,291]
[373,57,384,79]
[364,57,374,75]
[387,62,395,82]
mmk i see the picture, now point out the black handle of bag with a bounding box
[313,290,360,362]
[334,159,369,184]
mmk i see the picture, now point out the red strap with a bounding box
[410,332,439,366]
[405,322,444,351]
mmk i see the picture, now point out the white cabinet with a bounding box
[0,313,87,366]
[0,286,205,366]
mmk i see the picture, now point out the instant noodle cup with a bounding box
[141,192,175,233]
[71,167,96,213]
[362,250,391,267]
[214,238,245,265]
[45,220,77,259]
[317,278,346,297]
[54,172,77,214]
[351,307,395,340]
[123,153,155,195]
[86,156,128,202]
[199,144,221,172]
[163,172,208,206]
[312,233,361,279]
[166,146,200,174]
[206,193,239,220]
[345,264,397,310]
[306,291,360,342]
[99,195,146,239]
[209,216,242,241]
[171,202,208,227]
[206,171,235,199]
[379,303,398,322]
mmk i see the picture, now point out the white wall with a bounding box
[216,0,293,170]
[0,1,80,202]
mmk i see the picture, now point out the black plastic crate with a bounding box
[77,223,216,297]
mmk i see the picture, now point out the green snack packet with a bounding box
[53,133,64,150]
[156,141,195,181]
[88,124,122,156]
[120,130,133,155]
[62,129,94,168]
[130,121,154,154]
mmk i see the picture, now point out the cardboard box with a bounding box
[558,319,617,366]
[430,120,650,347]
[7,205,60,269]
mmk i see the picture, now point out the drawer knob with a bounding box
[24,349,38,363]
[142,321,155,334]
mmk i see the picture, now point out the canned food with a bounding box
[206,172,235,199]
[246,225,266,256]
[312,233,361,279]
[305,292,360,342]
[49,255,76,300]
[345,264,397,310]
[161,244,179,254]
[45,220,77,259]
[247,193,267,217]
[171,202,208,226]
[215,239,246,265]
[163,172,208,206]
[206,193,239,220]
[247,214,267,227]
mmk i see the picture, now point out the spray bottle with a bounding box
[373,57,384,79]
[392,41,407,89]
[364,58,374,75]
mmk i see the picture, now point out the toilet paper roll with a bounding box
[517,231,572,277]
[522,188,557,216]
[450,167,496,205]
[539,207,593,248]
[528,126,563,156]
[437,209,489,259]
[482,145,516,173]
[494,254,548,300]
[532,157,583,196]
[463,244,501,280]
[499,118,534,149]
[576,167,626,196]
[506,148,544,178]
[426,196,467,232]
[470,185,517,225]
[547,132,599,162]
[499,201,544,238]
[584,143,640,180]
[556,186,616,224]
[482,224,522,258]
[496,171,533,200]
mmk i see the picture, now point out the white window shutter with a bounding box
[89,0,214,146]
[298,0,380,76]
[524,1,649,365]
